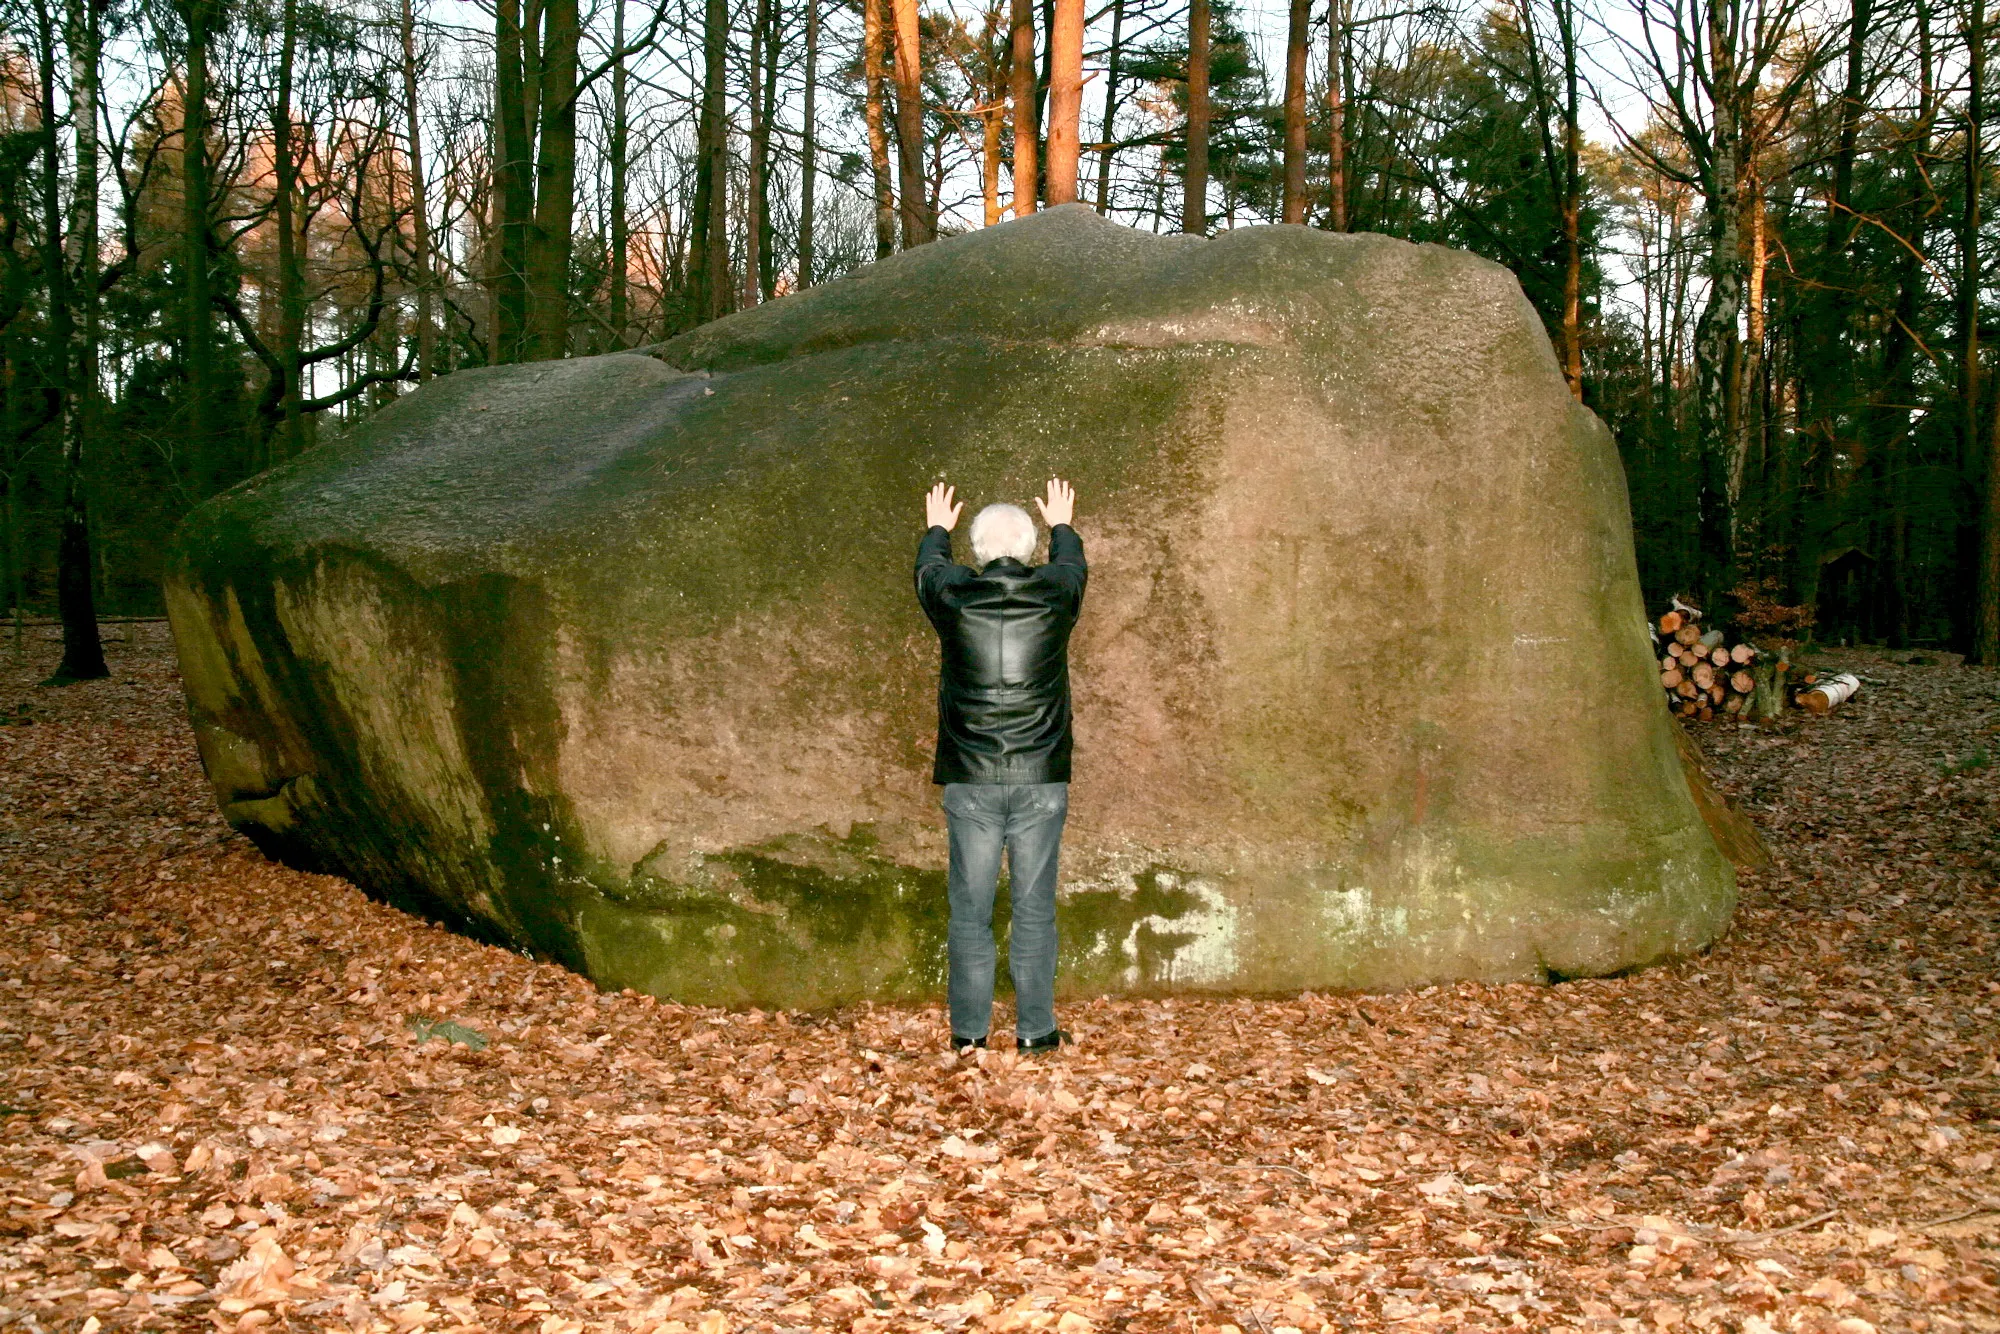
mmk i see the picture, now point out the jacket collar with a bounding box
[980,557,1030,575]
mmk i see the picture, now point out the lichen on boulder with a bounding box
[164,205,1735,1007]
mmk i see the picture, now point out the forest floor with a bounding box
[0,623,1996,1334]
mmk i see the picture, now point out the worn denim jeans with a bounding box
[941,782,1067,1044]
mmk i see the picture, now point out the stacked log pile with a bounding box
[1656,609,1761,721]
[1654,602,1859,721]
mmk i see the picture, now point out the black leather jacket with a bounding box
[915,523,1087,784]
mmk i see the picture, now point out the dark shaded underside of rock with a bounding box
[164,206,1735,1007]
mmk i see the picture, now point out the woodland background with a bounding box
[2,0,1999,675]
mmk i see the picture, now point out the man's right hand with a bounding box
[1035,478,1075,528]
[926,482,963,531]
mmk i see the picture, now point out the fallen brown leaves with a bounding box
[1,626,1996,1334]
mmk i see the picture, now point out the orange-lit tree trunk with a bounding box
[1045,0,1083,204]
[1183,0,1209,233]
[890,0,933,244]
[1281,0,1309,222]
[864,0,898,252]
[1009,0,1038,215]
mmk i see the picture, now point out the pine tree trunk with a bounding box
[799,0,819,283]
[1094,0,1125,211]
[1558,0,1581,397]
[1326,0,1346,230]
[1281,0,1308,223]
[54,0,104,681]
[983,94,1003,225]
[864,0,898,253]
[1009,0,1038,216]
[891,0,933,244]
[399,0,435,379]
[1045,0,1083,204]
[1183,0,1209,234]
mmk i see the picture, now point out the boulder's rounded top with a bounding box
[655,205,1508,373]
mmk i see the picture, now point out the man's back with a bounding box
[916,524,1087,785]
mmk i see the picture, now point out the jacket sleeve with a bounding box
[1045,523,1087,605]
[915,525,960,621]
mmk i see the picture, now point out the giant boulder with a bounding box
[164,206,1735,1006]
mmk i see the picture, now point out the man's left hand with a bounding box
[926,483,963,531]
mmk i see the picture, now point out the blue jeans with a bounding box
[941,782,1067,1044]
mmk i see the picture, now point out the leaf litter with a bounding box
[0,625,1995,1333]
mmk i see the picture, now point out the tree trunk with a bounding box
[180,0,218,487]
[492,0,534,362]
[526,0,578,359]
[1733,163,1766,520]
[690,0,732,320]
[1326,0,1346,230]
[890,0,933,244]
[1094,0,1125,211]
[54,0,104,681]
[743,0,770,305]
[983,94,1004,225]
[273,0,306,456]
[1692,13,1743,602]
[1183,0,1210,234]
[609,0,629,341]
[1281,0,1309,223]
[1961,0,1987,652]
[399,0,435,379]
[1557,0,1581,397]
[1045,0,1083,204]
[799,0,819,282]
[758,0,781,297]
[1979,359,2000,663]
[864,0,898,253]
[1009,0,1038,216]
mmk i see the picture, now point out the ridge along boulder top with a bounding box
[164,206,1735,1007]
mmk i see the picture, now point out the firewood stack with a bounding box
[1656,608,1760,721]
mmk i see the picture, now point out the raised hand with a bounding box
[1034,478,1075,528]
[925,482,963,531]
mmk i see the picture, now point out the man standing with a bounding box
[915,478,1086,1055]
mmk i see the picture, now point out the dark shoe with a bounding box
[950,1035,987,1054]
[1015,1029,1070,1055]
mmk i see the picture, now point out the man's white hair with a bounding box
[970,503,1037,566]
